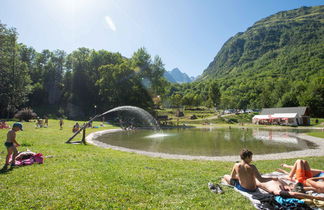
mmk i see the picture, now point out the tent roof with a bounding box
[252,115,271,119]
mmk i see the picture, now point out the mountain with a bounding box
[164,68,194,83]
[201,5,324,80]
[163,71,177,83]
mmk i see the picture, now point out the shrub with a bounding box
[224,118,238,124]
[14,108,37,122]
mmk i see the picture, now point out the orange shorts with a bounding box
[296,169,312,185]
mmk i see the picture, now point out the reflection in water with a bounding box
[96,128,317,157]
[145,133,173,139]
[253,129,298,144]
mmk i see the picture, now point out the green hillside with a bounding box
[201,5,324,80]
[196,6,324,116]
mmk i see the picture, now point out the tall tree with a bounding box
[0,22,31,117]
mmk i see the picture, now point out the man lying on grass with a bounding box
[256,178,324,201]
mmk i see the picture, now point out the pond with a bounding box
[95,128,318,157]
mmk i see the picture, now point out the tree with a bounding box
[208,82,221,108]
[0,22,31,117]
[131,48,166,96]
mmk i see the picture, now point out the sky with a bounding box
[0,0,323,77]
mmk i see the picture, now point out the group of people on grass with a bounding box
[223,149,324,201]
[35,117,48,128]
[3,121,324,203]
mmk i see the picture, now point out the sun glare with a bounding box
[55,0,92,14]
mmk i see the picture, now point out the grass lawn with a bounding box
[1,119,324,209]
[307,131,324,139]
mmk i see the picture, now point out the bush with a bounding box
[224,118,238,124]
[14,108,37,122]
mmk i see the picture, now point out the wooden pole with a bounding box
[81,127,87,145]
[66,114,101,144]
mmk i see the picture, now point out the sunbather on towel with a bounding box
[223,149,278,192]
[281,159,324,181]
[280,159,324,191]
[256,179,324,201]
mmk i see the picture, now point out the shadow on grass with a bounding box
[0,165,14,174]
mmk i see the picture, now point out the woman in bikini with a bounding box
[280,159,324,192]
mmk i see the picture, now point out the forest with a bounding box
[0,6,323,119]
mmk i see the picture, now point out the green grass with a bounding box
[0,119,324,209]
[307,132,324,138]
[310,118,324,127]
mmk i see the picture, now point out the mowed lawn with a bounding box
[1,120,324,209]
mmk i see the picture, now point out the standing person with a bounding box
[44,116,48,128]
[223,149,277,192]
[3,122,23,169]
[59,118,64,130]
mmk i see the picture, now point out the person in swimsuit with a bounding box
[280,159,324,185]
[257,179,324,201]
[3,122,23,169]
[223,149,278,192]
[280,159,324,192]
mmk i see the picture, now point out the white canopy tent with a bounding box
[252,113,299,125]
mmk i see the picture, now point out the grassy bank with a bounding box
[308,132,324,139]
[1,120,324,209]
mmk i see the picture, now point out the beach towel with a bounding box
[10,151,44,166]
[221,172,324,210]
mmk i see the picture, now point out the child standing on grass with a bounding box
[3,122,23,169]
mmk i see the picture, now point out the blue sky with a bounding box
[0,0,322,77]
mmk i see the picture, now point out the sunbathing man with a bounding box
[256,179,324,201]
[223,149,278,192]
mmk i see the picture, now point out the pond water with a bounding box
[95,128,318,156]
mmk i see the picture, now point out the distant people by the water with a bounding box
[36,117,44,128]
[3,122,23,170]
[72,122,80,133]
[59,118,64,130]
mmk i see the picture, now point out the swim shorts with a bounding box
[4,142,14,148]
[296,169,313,185]
[232,179,258,193]
[314,172,324,178]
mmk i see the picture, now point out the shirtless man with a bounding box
[3,122,23,169]
[223,149,278,192]
[257,179,324,201]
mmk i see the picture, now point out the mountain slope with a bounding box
[163,71,177,83]
[164,68,193,83]
[201,5,324,80]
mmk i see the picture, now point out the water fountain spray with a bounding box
[66,106,160,144]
